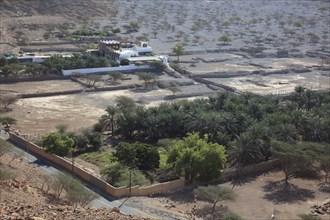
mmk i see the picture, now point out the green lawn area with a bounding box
[158,147,170,169]
[79,147,115,167]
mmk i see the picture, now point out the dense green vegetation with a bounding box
[0,53,117,77]
[167,133,226,182]
[93,87,329,183]
[44,53,114,74]
[114,142,160,171]
[40,127,102,157]
[35,86,329,186]
[98,88,329,146]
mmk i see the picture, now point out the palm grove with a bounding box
[88,86,330,185]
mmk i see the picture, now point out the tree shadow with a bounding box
[195,204,229,220]
[0,107,13,113]
[263,180,315,204]
[318,182,330,193]
[30,158,51,168]
[230,171,268,189]
[130,88,153,93]
[163,187,195,204]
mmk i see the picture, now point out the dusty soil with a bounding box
[0,80,84,95]
[0,153,151,220]
[0,73,210,137]
[1,87,166,137]
[126,171,330,220]
[3,145,328,220]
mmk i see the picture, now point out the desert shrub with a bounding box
[65,183,98,208]
[101,163,148,187]
[0,168,14,180]
[0,95,18,111]
[116,168,148,187]
[223,211,243,220]
[298,214,321,220]
[120,59,129,66]
[100,161,123,185]
[53,172,98,207]
[0,139,12,157]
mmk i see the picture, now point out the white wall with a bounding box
[62,64,151,76]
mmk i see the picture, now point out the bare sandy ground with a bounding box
[2,88,175,137]
[125,171,329,220]
[0,80,83,95]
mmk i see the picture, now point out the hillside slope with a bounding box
[0,153,150,220]
[0,0,109,17]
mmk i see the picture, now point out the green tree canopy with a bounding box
[171,43,185,62]
[167,133,227,182]
[114,142,160,171]
[149,61,166,72]
[136,72,157,88]
[271,140,311,189]
[41,132,74,156]
[108,71,123,82]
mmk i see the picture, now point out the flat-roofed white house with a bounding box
[99,40,153,60]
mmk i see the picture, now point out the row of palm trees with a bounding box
[96,87,329,166]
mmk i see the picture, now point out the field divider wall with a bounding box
[8,132,185,197]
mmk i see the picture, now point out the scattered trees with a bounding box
[218,34,232,45]
[271,140,310,189]
[0,94,18,111]
[53,172,98,207]
[195,185,236,220]
[85,75,102,87]
[166,86,182,96]
[171,43,185,62]
[108,71,123,82]
[136,72,157,88]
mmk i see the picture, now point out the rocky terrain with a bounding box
[0,154,151,220]
[0,0,108,17]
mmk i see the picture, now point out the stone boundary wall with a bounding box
[20,48,82,53]
[193,77,238,93]
[213,160,281,184]
[62,65,151,76]
[20,89,84,98]
[0,75,69,84]
[8,133,185,197]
